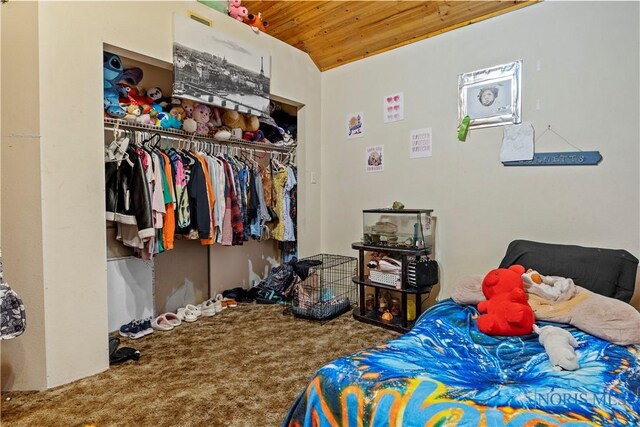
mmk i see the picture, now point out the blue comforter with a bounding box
[283,299,640,426]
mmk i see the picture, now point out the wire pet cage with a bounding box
[285,254,357,322]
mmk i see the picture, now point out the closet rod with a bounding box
[104,118,295,154]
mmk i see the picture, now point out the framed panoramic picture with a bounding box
[173,14,271,117]
[458,60,522,129]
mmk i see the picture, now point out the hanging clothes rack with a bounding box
[104,117,295,155]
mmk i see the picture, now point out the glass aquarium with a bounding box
[362,209,434,250]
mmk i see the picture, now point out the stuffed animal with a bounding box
[147,87,172,110]
[222,110,259,132]
[156,112,181,129]
[244,13,268,32]
[123,104,142,122]
[103,52,127,118]
[522,269,572,299]
[136,113,154,126]
[228,0,248,22]
[180,99,196,118]
[209,107,223,128]
[183,118,198,134]
[192,104,212,135]
[477,265,535,336]
[534,325,580,371]
[169,106,186,122]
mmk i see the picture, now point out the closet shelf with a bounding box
[104,118,295,153]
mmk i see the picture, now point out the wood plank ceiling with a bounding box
[241,1,539,71]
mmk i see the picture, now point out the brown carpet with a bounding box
[1,304,398,427]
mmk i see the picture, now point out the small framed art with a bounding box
[458,60,522,129]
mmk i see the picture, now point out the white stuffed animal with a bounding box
[534,324,580,371]
[522,269,572,298]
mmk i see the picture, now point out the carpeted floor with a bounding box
[1,303,398,427]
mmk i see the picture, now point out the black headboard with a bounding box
[499,240,638,302]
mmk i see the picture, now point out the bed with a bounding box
[282,241,640,426]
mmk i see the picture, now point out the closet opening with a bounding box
[104,45,299,334]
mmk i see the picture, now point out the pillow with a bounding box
[499,240,638,303]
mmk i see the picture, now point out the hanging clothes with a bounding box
[105,126,297,259]
[105,145,154,242]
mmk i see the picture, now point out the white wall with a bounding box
[1,0,321,390]
[320,1,640,298]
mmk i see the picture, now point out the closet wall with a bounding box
[1,1,321,391]
[320,1,640,297]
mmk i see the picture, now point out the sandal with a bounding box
[198,299,217,317]
[110,347,141,365]
[177,307,198,323]
[152,314,174,331]
[109,337,120,358]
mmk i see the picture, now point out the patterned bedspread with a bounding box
[283,300,640,426]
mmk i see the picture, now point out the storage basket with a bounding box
[369,270,401,288]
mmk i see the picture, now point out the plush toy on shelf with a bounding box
[123,104,142,122]
[103,52,127,118]
[477,264,535,336]
[156,112,182,129]
[183,118,198,134]
[179,99,196,118]
[147,87,173,111]
[192,103,213,135]
[228,0,248,22]
[222,110,259,132]
[208,107,223,129]
[244,13,269,33]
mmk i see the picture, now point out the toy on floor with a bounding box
[477,265,535,336]
[534,324,580,371]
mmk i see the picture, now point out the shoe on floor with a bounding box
[140,318,154,336]
[109,337,120,357]
[213,294,224,312]
[163,312,182,327]
[152,314,174,331]
[177,307,198,323]
[198,299,217,317]
[119,320,146,339]
[185,303,202,318]
[110,347,141,365]
[222,297,237,308]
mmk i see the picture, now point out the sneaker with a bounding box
[119,320,146,339]
[140,318,154,336]
[213,294,224,313]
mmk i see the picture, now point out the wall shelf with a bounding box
[104,118,295,153]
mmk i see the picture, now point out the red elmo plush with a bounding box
[477,264,535,336]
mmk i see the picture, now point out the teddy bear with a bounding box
[192,103,212,135]
[222,110,259,133]
[534,325,580,371]
[477,264,535,336]
[123,104,142,122]
[228,0,248,22]
[180,99,196,118]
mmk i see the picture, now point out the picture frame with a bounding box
[458,60,522,129]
